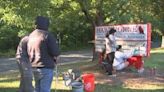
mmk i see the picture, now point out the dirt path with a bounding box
[0,50,93,73]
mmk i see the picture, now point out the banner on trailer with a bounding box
[95,23,151,56]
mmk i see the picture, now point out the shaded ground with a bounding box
[80,63,164,89]
[0,50,93,73]
[0,50,164,90]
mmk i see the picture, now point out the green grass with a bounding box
[0,48,164,92]
[144,48,164,69]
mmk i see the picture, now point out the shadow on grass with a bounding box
[0,88,18,92]
[95,84,164,92]
[0,85,163,92]
[0,88,71,92]
[51,89,71,92]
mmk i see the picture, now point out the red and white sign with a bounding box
[95,23,151,56]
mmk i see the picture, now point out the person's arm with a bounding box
[105,38,108,47]
[109,35,115,43]
[47,33,60,62]
[16,36,28,59]
[109,35,116,47]
[124,51,133,59]
[16,42,21,59]
[115,51,126,63]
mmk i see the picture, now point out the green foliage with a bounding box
[144,48,164,69]
[0,0,163,55]
[0,52,164,92]
[0,49,16,58]
[0,24,19,51]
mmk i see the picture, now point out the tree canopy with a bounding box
[0,0,163,51]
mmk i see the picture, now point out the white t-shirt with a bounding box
[113,50,133,67]
[105,34,116,54]
[109,35,116,52]
[105,38,111,54]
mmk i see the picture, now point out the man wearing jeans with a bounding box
[16,35,34,92]
[28,16,60,92]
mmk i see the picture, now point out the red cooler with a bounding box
[82,73,95,92]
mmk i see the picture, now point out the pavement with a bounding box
[0,50,93,73]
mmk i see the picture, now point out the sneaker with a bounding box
[138,68,144,74]
[108,74,116,77]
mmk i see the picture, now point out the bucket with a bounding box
[82,73,95,92]
[127,55,143,69]
[71,81,84,92]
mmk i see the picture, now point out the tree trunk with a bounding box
[161,35,164,48]
[77,0,105,61]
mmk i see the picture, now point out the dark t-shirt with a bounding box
[28,29,60,68]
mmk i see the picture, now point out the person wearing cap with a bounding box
[16,35,35,92]
[27,16,60,92]
[104,28,117,75]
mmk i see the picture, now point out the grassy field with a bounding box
[144,48,164,69]
[0,48,164,92]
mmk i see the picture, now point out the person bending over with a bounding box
[113,45,144,73]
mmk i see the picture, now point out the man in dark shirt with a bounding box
[27,16,60,92]
[16,36,34,92]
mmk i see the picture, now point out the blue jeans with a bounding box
[33,68,54,92]
[17,58,34,92]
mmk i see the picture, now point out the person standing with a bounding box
[105,28,117,75]
[16,35,34,92]
[27,16,60,92]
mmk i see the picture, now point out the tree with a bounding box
[75,0,164,59]
[145,0,164,47]
[0,0,92,51]
[0,0,163,53]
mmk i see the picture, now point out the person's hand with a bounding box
[133,49,140,56]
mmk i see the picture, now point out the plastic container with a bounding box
[127,55,143,69]
[71,81,84,92]
[82,73,95,92]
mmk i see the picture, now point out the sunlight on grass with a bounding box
[124,82,164,90]
[0,76,71,91]
[150,48,164,53]
[51,77,71,90]
[0,49,164,92]
[0,61,93,92]
[124,85,164,90]
[0,81,19,88]
[144,48,164,69]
